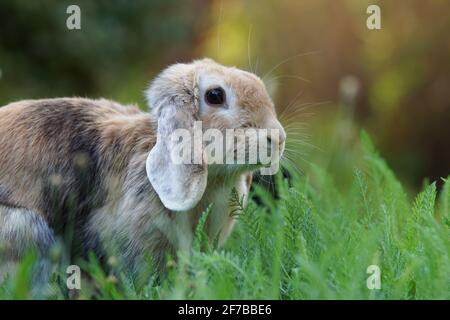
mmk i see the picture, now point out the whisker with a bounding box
[247,24,254,73]
[285,152,315,168]
[262,50,321,81]
[286,136,322,152]
[281,156,304,177]
[278,91,304,119]
[254,56,260,76]
[279,102,325,120]
[216,0,224,58]
[279,102,329,124]
[266,74,311,84]
[284,128,311,138]
[284,148,308,158]
[283,121,309,129]
[281,101,330,118]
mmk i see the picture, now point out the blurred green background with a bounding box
[0,0,449,192]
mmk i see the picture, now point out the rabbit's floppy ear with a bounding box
[145,63,207,211]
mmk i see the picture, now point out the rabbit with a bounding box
[0,58,286,281]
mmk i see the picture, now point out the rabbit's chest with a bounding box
[199,174,251,246]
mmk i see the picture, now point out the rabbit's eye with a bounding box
[205,87,226,106]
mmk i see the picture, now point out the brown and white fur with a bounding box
[0,59,286,279]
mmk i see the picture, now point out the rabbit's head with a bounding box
[146,59,286,211]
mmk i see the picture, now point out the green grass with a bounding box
[0,132,449,300]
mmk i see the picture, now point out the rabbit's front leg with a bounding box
[87,187,195,272]
[0,205,55,289]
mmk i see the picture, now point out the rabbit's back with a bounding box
[0,98,157,228]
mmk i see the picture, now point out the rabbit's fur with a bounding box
[0,59,285,278]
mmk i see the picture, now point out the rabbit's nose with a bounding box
[265,119,286,155]
[267,129,286,156]
[267,135,283,146]
[278,127,286,146]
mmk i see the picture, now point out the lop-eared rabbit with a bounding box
[0,59,286,281]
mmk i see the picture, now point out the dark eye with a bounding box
[205,87,226,106]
